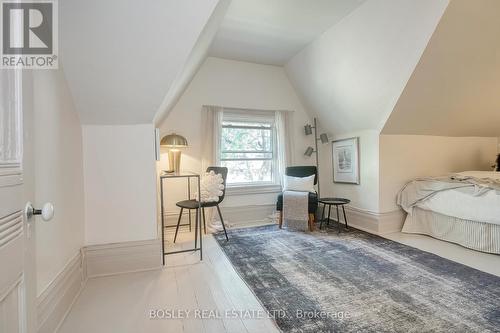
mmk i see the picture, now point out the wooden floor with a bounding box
[58,224,500,333]
[384,231,500,277]
[58,227,280,333]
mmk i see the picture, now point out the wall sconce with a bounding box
[303,118,329,197]
[160,133,188,173]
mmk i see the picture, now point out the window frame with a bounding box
[218,111,280,189]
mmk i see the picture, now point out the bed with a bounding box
[398,171,500,254]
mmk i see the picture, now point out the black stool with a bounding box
[318,198,350,233]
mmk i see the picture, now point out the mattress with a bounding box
[402,207,500,254]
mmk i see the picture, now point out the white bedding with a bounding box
[416,171,500,225]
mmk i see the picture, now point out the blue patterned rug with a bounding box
[214,224,500,333]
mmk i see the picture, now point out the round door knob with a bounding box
[40,203,54,221]
[25,202,54,221]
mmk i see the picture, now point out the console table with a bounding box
[160,171,202,264]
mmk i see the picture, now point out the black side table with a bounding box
[318,198,350,233]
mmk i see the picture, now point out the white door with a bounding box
[0,70,37,333]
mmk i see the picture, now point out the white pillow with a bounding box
[196,171,224,202]
[283,175,315,192]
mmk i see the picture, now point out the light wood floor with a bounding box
[58,227,280,333]
[384,231,500,277]
[59,224,500,332]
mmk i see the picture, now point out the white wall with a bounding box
[318,133,498,215]
[82,124,157,245]
[318,130,380,213]
[379,135,498,212]
[158,57,314,218]
[33,68,85,295]
[382,0,500,137]
[285,0,448,135]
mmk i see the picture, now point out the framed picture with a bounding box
[332,137,360,184]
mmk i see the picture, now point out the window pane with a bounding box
[222,160,273,184]
[221,152,272,160]
[221,127,272,152]
[0,71,21,164]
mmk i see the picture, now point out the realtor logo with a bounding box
[1,0,58,68]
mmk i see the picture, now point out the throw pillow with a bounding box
[283,175,315,192]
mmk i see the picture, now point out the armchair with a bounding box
[276,166,318,231]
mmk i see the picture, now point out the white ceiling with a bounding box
[285,0,449,135]
[209,0,366,65]
[60,0,219,124]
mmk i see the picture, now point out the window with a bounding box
[219,112,277,186]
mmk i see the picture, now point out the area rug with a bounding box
[214,225,500,333]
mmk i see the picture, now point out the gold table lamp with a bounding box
[160,133,188,172]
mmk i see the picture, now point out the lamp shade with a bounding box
[304,124,313,135]
[319,133,329,144]
[304,146,314,157]
[160,133,188,148]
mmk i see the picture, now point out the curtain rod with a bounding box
[202,105,294,113]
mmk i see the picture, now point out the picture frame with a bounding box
[332,137,360,184]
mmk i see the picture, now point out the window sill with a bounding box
[226,184,282,196]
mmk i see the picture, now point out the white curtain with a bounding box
[275,110,293,186]
[200,105,224,231]
[201,105,224,171]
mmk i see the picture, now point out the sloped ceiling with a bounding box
[285,0,449,135]
[382,0,500,137]
[60,0,220,124]
[209,0,366,65]
[154,0,231,126]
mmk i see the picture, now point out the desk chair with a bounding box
[174,167,229,243]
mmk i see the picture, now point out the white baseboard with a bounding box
[378,209,406,234]
[37,252,85,333]
[222,204,276,227]
[37,239,163,332]
[161,204,276,230]
[83,239,162,278]
[163,203,402,235]
[161,210,195,228]
[342,206,379,234]
[343,206,405,235]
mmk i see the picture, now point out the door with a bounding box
[0,70,37,332]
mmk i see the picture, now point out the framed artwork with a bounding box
[332,137,360,184]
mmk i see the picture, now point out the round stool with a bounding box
[318,198,350,233]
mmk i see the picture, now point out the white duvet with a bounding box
[416,171,500,225]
